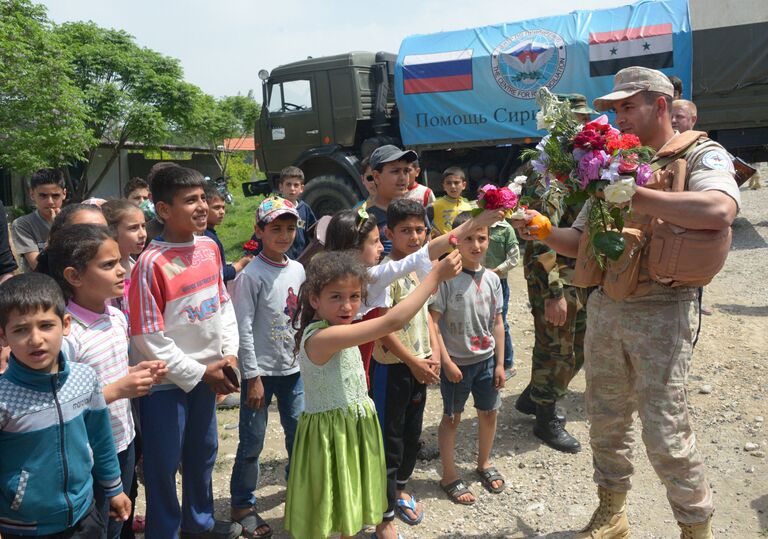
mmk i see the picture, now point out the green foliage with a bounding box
[225,153,255,191]
[217,188,264,262]
[0,0,95,173]
[54,21,199,197]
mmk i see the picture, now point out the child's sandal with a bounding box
[395,495,423,525]
[440,479,476,505]
[476,466,506,493]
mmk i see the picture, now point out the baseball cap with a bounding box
[593,67,674,112]
[257,195,300,224]
[556,93,597,115]
[369,145,418,171]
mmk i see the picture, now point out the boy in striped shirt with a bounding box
[129,165,242,539]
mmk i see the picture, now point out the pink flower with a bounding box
[577,150,607,188]
[482,186,518,210]
[618,154,639,173]
[635,163,652,186]
[477,184,496,200]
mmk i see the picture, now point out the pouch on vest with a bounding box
[572,229,602,288]
[601,227,646,301]
[645,135,734,287]
[647,221,732,288]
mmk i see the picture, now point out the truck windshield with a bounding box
[267,79,312,113]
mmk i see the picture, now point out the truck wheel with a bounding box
[302,175,361,216]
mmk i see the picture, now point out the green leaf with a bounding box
[470,207,484,217]
[565,189,589,206]
[609,207,624,231]
[593,230,625,261]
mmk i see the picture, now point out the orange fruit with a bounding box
[528,214,552,240]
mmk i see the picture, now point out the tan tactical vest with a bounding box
[572,130,733,300]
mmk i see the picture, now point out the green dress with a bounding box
[284,321,387,539]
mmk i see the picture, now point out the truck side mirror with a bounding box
[242,180,272,198]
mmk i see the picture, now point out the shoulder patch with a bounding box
[700,150,734,172]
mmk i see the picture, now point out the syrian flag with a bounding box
[402,49,473,95]
[589,23,673,77]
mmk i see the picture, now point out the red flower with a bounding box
[573,129,606,151]
[482,186,518,210]
[585,116,611,133]
[606,133,642,153]
[243,239,260,253]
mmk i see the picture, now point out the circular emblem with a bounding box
[491,30,567,99]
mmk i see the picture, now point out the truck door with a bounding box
[260,77,321,173]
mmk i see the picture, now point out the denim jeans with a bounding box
[230,373,304,509]
[94,440,135,539]
[501,277,515,369]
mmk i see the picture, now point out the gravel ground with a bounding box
[141,178,768,538]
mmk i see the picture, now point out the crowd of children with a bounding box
[0,149,522,539]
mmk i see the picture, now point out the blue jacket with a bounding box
[0,352,122,536]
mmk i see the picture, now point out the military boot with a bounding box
[678,517,713,539]
[514,384,566,423]
[533,402,581,453]
[574,486,630,539]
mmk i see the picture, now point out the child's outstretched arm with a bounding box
[427,209,505,260]
[306,251,462,365]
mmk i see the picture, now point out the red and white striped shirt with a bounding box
[128,235,239,393]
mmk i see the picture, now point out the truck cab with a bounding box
[254,52,399,215]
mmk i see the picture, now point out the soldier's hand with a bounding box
[511,209,542,241]
[544,296,568,327]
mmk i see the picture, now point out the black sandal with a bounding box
[476,466,506,493]
[236,511,272,539]
[440,479,476,505]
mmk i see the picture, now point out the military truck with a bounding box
[248,0,768,213]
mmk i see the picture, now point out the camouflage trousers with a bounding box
[526,282,587,405]
[584,285,713,524]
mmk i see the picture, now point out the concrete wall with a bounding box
[4,150,221,208]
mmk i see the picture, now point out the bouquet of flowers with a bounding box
[522,87,655,264]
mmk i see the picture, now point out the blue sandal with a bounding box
[370,534,404,539]
[395,495,424,526]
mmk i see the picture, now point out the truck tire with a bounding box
[302,175,361,216]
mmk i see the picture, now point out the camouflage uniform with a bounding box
[584,284,712,523]
[522,173,587,406]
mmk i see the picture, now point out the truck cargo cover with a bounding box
[395,0,692,147]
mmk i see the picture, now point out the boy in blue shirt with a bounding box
[0,273,130,538]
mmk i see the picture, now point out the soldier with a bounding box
[514,67,739,539]
[672,99,698,133]
[516,94,594,455]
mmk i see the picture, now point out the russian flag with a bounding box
[402,49,473,95]
[589,23,673,77]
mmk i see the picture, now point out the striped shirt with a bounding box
[65,301,135,452]
[128,236,239,393]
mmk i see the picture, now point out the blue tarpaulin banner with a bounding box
[395,0,691,147]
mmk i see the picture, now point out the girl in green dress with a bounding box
[284,249,462,539]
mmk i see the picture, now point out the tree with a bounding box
[54,21,198,198]
[179,90,260,180]
[0,0,94,174]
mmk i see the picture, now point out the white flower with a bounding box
[536,111,555,131]
[510,207,528,220]
[602,177,637,204]
[509,175,527,195]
